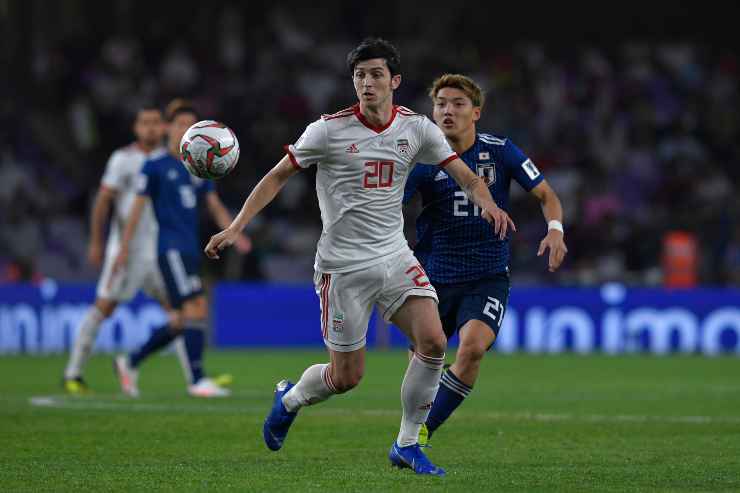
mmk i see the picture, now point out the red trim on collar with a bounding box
[353,104,398,133]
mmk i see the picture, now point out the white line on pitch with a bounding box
[27,396,740,425]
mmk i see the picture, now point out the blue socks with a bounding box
[129,324,177,368]
[183,328,205,383]
[426,368,472,435]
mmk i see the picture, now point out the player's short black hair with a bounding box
[135,104,162,120]
[346,37,401,76]
[164,98,198,122]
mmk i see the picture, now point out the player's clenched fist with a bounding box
[205,227,241,259]
[481,207,516,240]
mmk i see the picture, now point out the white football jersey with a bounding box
[100,143,166,259]
[287,104,457,273]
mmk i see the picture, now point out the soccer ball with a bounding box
[180,120,240,179]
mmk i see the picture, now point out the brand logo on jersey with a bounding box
[396,139,410,156]
[477,163,496,185]
[521,159,540,180]
[434,170,448,181]
[332,312,344,332]
[345,143,359,154]
[479,151,490,160]
[167,169,178,180]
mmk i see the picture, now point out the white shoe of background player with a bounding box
[114,355,140,398]
[188,378,231,398]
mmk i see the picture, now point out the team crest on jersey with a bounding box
[345,143,359,153]
[332,312,344,333]
[479,151,490,160]
[396,139,410,156]
[477,163,496,185]
[167,169,178,180]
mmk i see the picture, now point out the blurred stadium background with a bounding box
[1,2,739,490]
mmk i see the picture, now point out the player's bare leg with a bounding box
[388,296,447,476]
[450,320,496,386]
[63,298,118,393]
[422,319,496,443]
[264,348,364,451]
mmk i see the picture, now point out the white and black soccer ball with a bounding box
[180,120,240,179]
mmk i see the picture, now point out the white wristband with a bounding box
[548,220,564,234]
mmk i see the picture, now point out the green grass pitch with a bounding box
[1,351,739,492]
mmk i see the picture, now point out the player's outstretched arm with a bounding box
[112,195,148,273]
[444,158,516,240]
[204,155,299,259]
[530,180,567,272]
[88,185,116,269]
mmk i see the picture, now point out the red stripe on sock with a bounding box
[322,365,338,394]
[415,352,445,368]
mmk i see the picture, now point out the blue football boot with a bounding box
[263,380,297,451]
[389,441,446,476]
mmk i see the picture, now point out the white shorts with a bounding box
[313,249,438,352]
[96,249,167,303]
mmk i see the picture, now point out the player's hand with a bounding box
[88,241,104,269]
[205,227,241,260]
[538,230,567,272]
[235,234,252,255]
[481,206,516,240]
[112,247,128,274]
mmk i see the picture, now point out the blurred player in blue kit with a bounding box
[113,99,251,398]
[403,74,568,444]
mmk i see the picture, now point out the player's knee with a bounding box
[183,297,207,319]
[458,341,487,364]
[417,331,447,357]
[95,299,117,318]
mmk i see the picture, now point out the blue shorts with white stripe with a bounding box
[158,249,203,308]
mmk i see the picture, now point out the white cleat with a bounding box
[114,355,140,398]
[188,378,231,398]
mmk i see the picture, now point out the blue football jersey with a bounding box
[403,133,544,284]
[137,153,214,256]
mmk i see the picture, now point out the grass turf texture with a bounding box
[1,351,739,492]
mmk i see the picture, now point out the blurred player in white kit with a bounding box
[205,38,515,476]
[62,106,194,395]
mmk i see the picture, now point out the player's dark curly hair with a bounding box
[346,37,401,76]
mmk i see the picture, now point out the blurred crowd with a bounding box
[1,2,738,286]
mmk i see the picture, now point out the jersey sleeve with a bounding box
[414,117,457,167]
[136,160,157,197]
[284,119,327,170]
[100,151,125,190]
[504,140,544,191]
[403,164,424,205]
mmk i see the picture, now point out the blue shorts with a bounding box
[158,249,204,309]
[435,272,511,340]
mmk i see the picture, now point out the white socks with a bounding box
[64,307,105,379]
[280,353,444,447]
[396,352,445,447]
[282,363,337,413]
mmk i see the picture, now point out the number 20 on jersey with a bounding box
[363,161,394,188]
